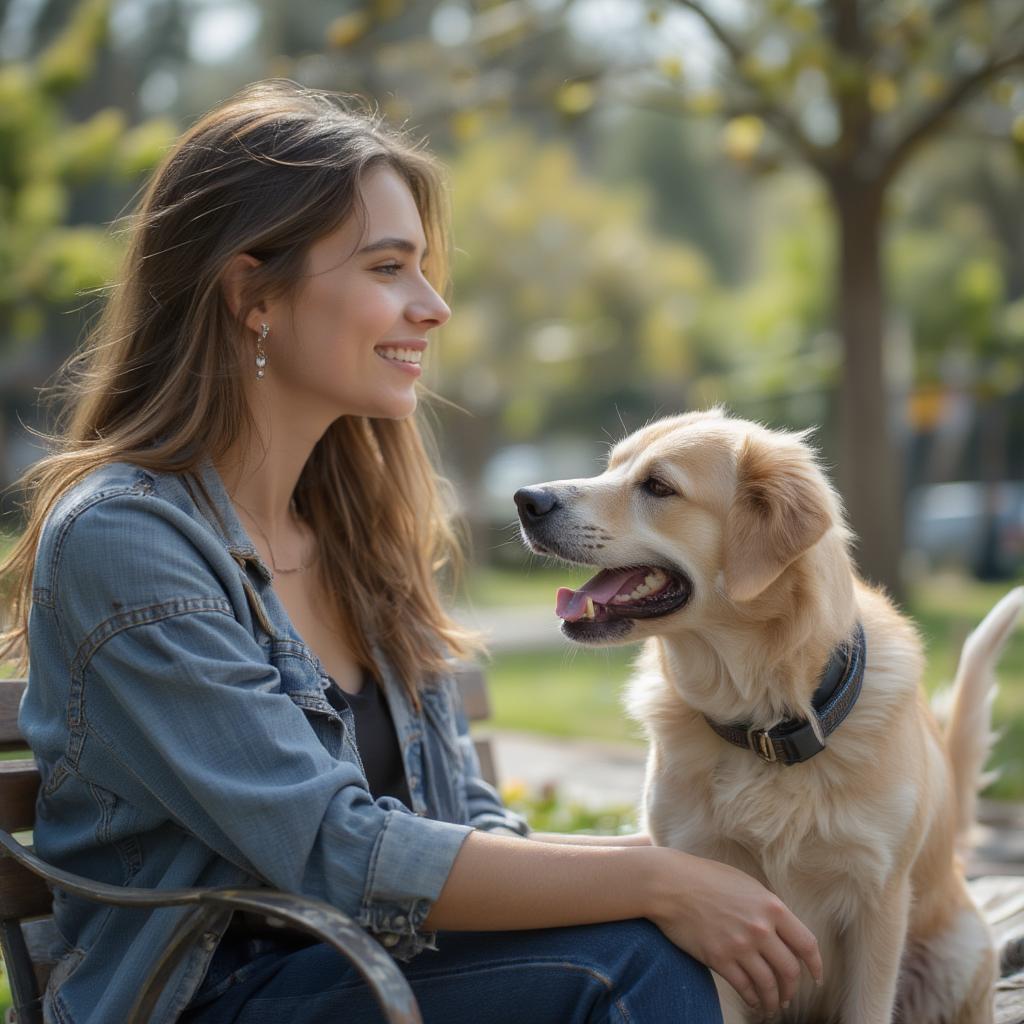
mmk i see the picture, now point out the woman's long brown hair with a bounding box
[0,79,485,705]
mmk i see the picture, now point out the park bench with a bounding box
[0,672,1022,1023]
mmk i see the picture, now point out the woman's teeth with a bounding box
[376,347,422,365]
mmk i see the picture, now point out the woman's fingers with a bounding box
[759,933,802,1008]
[717,962,762,1015]
[775,905,824,986]
[729,910,816,1016]
[741,951,782,1015]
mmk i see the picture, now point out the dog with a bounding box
[514,408,1022,1023]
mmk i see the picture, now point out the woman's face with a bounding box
[259,164,451,424]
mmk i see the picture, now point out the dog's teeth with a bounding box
[609,571,671,606]
[585,597,596,619]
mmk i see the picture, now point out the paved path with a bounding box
[489,729,646,808]
[453,604,565,651]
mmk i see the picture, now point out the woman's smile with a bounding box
[374,339,426,377]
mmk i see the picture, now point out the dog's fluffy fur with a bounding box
[517,409,1023,1023]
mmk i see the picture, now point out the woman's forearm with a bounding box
[423,828,825,1020]
[422,828,657,932]
[528,830,651,846]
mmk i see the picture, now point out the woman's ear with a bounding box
[722,433,833,603]
[220,253,267,333]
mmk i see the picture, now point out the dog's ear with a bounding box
[723,433,833,603]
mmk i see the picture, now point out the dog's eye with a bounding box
[641,477,675,498]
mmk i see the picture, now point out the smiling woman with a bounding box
[0,80,818,1024]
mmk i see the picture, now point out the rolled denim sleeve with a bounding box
[50,494,473,953]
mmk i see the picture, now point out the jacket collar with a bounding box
[189,450,275,585]
[703,622,867,766]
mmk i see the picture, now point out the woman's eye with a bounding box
[642,477,675,498]
[373,263,403,276]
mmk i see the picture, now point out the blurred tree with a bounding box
[0,0,176,500]
[689,172,839,423]
[625,0,1024,598]
[890,138,1024,576]
[276,0,1024,595]
[0,0,175,359]
[430,126,713,553]
[595,107,753,286]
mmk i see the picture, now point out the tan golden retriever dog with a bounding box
[514,408,1023,1024]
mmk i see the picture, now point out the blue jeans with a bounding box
[180,918,723,1023]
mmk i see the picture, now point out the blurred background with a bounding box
[1,0,1023,816]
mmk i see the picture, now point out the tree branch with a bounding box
[880,47,1024,185]
[669,0,823,170]
[672,0,747,66]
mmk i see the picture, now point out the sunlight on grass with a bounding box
[459,562,594,610]
[482,645,643,744]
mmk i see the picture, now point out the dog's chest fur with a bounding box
[645,722,918,893]
[634,666,929,1020]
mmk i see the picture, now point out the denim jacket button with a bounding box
[393,915,406,928]
[381,933,400,947]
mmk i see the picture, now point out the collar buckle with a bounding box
[747,727,777,763]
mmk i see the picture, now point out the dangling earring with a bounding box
[255,322,268,380]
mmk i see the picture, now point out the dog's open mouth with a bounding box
[556,565,692,624]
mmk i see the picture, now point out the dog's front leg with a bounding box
[841,878,911,1024]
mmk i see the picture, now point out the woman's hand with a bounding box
[644,847,823,1017]
[423,829,818,1017]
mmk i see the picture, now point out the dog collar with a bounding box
[703,622,866,766]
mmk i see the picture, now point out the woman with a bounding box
[0,80,821,1023]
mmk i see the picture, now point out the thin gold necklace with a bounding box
[232,497,318,575]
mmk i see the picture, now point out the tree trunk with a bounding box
[832,180,905,602]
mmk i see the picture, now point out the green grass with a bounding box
[459,562,598,608]
[482,646,644,743]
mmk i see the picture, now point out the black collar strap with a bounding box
[704,622,866,766]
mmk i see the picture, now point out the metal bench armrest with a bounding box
[0,830,421,1024]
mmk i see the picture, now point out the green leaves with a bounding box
[0,0,176,356]
[35,0,110,97]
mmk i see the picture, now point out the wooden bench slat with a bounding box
[0,851,53,928]
[453,667,496,786]
[0,679,26,749]
[0,760,40,834]
[453,666,491,721]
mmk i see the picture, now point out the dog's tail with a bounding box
[936,586,1023,849]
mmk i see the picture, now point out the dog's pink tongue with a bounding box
[555,568,649,621]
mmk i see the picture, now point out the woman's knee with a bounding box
[576,918,723,1021]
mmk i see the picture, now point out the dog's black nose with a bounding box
[514,487,559,523]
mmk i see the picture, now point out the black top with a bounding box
[325,667,413,808]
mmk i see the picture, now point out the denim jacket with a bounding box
[20,449,529,1024]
